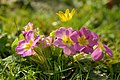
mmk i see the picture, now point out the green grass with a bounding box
[0,0,120,80]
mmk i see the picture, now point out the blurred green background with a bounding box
[0,0,120,79]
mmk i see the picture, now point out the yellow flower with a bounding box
[56,8,75,22]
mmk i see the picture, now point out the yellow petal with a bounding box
[71,8,75,16]
[56,13,61,16]
[58,11,64,14]
[65,9,69,14]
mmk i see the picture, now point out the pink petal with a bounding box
[103,44,113,57]
[25,31,34,41]
[88,39,97,47]
[63,46,76,56]
[63,47,72,56]
[91,48,104,60]
[82,46,93,54]
[69,45,76,55]
[74,43,85,52]
[32,35,40,47]
[70,31,79,43]
[54,38,66,48]
[55,27,66,38]
[21,49,34,57]
[16,46,25,54]
[18,40,27,47]
[91,32,100,41]
[80,27,91,39]
[66,30,69,36]
[67,27,74,35]
[22,31,27,37]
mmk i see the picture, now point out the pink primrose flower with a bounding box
[16,31,40,57]
[70,27,100,53]
[54,27,76,56]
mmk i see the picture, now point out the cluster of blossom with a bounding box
[54,27,112,60]
[16,22,112,60]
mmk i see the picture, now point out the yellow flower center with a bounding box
[62,35,74,46]
[98,42,105,51]
[24,39,33,50]
[78,36,88,46]
[25,25,33,32]
[93,42,105,51]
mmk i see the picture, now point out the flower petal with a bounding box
[80,27,91,39]
[65,9,69,17]
[22,31,27,37]
[32,35,40,47]
[88,39,98,47]
[21,49,35,57]
[103,44,113,57]
[54,38,66,48]
[55,27,66,38]
[67,27,74,34]
[63,47,71,56]
[91,32,100,41]
[91,48,104,60]
[82,46,93,54]
[70,31,79,43]
[69,45,76,55]
[16,46,26,54]
[70,8,75,17]
[63,45,76,56]
[18,40,26,47]
[74,43,85,52]
[66,29,69,36]
[25,31,34,41]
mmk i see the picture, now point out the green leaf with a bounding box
[11,37,18,51]
[19,33,24,40]
[49,30,55,38]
